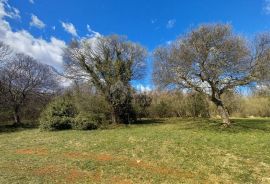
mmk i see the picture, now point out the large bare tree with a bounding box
[153,24,270,126]
[0,42,12,109]
[64,35,147,123]
[0,53,59,126]
[0,42,12,65]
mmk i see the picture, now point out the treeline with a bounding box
[144,90,270,118]
[1,23,270,129]
[2,76,270,128]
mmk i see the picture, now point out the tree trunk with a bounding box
[13,106,21,127]
[111,109,122,124]
[111,111,117,124]
[217,104,231,127]
[211,95,231,127]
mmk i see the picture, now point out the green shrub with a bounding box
[73,92,111,122]
[73,113,104,130]
[40,116,74,131]
[39,97,77,131]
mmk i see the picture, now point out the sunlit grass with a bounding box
[0,118,270,183]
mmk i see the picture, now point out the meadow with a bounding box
[1,118,270,184]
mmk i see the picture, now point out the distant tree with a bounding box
[0,42,12,115]
[134,92,152,119]
[0,42,12,67]
[153,24,270,126]
[64,35,147,124]
[185,92,210,118]
[0,53,59,126]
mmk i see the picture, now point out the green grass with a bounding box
[1,118,270,183]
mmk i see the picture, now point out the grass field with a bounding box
[0,118,270,184]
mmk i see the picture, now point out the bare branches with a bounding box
[0,41,12,68]
[0,53,59,124]
[153,24,270,126]
[154,24,270,96]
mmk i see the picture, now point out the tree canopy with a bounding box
[64,35,147,123]
[153,24,270,126]
[0,53,59,126]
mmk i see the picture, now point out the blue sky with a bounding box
[1,0,270,90]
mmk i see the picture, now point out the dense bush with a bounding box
[39,96,77,131]
[71,85,112,123]
[39,85,112,131]
[73,113,105,130]
[40,116,75,130]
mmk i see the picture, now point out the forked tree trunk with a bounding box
[217,104,231,127]
[211,96,231,127]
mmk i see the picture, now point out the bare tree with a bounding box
[153,24,270,126]
[0,42,11,76]
[0,53,59,126]
[0,42,12,109]
[64,35,147,123]
[0,42,12,68]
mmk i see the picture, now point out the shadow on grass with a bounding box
[156,117,270,133]
[0,123,38,134]
[132,119,165,125]
[183,118,270,133]
[1,118,270,134]
[230,118,270,133]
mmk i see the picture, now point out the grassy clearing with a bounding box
[0,118,270,183]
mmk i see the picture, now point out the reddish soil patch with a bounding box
[92,171,102,182]
[95,153,113,161]
[34,165,63,177]
[65,169,90,183]
[15,148,48,156]
[64,151,194,179]
[64,152,113,162]
[34,164,99,183]
[110,176,133,184]
[127,160,194,179]
[15,148,195,181]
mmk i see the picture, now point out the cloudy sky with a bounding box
[1,0,270,90]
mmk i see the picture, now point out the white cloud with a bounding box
[30,14,45,29]
[86,24,101,37]
[61,21,78,37]
[166,19,176,29]
[29,0,34,4]
[0,0,66,70]
[0,0,20,19]
[136,84,151,93]
[264,0,270,14]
